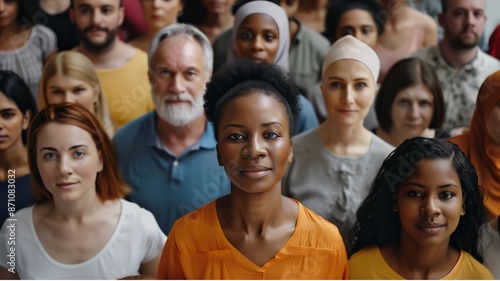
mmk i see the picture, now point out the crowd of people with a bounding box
[0,0,499,279]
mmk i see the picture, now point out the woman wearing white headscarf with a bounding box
[227,0,318,136]
[282,35,394,250]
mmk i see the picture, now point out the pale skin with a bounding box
[0,123,159,279]
[319,59,378,157]
[70,0,137,69]
[377,0,437,51]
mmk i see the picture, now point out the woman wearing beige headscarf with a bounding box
[282,35,394,250]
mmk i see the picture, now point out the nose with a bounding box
[465,11,476,27]
[0,1,5,12]
[153,0,161,8]
[251,36,265,52]
[343,85,355,105]
[408,102,419,119]
[57,155,74,176]
[243,135,267,159]
[168,75,186,95]
[63,93,76,104]
[420,196,441,219]
[92,9,102,25]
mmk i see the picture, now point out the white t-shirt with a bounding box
[0,199,166,279]
[479,221,500,279]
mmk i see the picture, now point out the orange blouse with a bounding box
[156,200,348,279]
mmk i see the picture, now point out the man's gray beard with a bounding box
[153,92,205,127]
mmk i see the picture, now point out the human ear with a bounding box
[461,192,466,216]
[97,150,104,173]
[22,110,32,130]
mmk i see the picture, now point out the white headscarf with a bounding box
[227,1,290,70]
[322,35,380,82]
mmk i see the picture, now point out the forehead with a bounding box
[239,13,279,32]
[73,0,120,8]
[444,0,485,11]
[396,84,433,99]
[0,92,18,110]
[324,59,373,80]
[152,35,206,68]
[219,91,289,124]
[339,9,375,25]
[36,123,95,148]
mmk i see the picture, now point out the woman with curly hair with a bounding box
[156,60,348,279]
[349,137,493,279]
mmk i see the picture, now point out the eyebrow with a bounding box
[39,144,89,153]
[401,182,460,189]
[222,121,285,130]
[0,108,15,112]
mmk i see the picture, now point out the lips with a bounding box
[240,165,271,179]
[417,223,445,234]
[337,109,357,114]
[249,57,266,63]
[56,182,78,189]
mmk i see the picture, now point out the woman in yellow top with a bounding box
[156,60,348,279]
[38,51,116,138]
[448,70,500,221]
[348,137,493,279]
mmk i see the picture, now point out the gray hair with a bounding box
[148,23,214,73]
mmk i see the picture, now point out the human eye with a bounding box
[362,26,373,35]
[439,191,455,199]
[263,131,280,140]
[78,7,92,15]
[74,87,86,94]
[1,110,15,119]
[226,134,245,141]
[73,151,86,158]
[419,100,432,107]
[397,99,411,106]
[407,190,423,198]
[264,32,276,42]
[238,31,253,40]
[43,152,56,160]
[453,10,465,17]
[355,82,367,90]
[340,27,355,36]
[101,6,113,15]
[474,10,484,18]
[330,81,342,89]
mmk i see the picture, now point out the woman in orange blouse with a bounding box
[156,60,348,279]
[449,70,500,220]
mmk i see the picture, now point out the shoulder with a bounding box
[411,45,438,59]
[168,202,218,247]
[291,128,319,147]
[297,25,330,50]
[450,251,495,279]
[113,112,154,145]
[370,133,395,155]
[477,49,500,68]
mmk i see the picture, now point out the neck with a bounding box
[0,141,29,180]
[439,39,479,68]
[51,191,105,222]
[225,186,285,235]
[319,121,372,154]
[204,11,233,28]
[0,21,22,39]
[393,236,457,279]
[156,113,207,156]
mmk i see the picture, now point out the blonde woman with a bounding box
[38,51,116,137]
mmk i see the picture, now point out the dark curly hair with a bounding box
[204,59,301,140]
[324,0,385,43]
[350,137,487,262]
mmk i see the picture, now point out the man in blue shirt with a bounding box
[113,24,230,234]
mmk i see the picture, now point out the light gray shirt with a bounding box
[282,129,394,247]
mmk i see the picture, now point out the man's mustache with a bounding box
[84,26,109,33]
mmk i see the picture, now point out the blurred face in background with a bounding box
[0,92,30,151]
[141,0,183,32]
[45,75,99,115]
[335,9,378,49]
[0,0,18,28]
[389,84,434,139]
[439,0,486,49]
[202,0,234,15]
[235,13,279,65]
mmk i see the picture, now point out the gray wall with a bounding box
[486,0,500,40]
